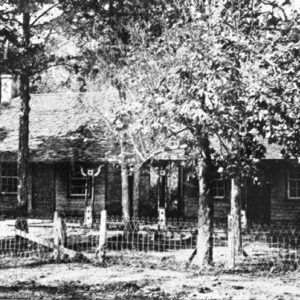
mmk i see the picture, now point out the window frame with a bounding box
[287,170,300,200]
[0,163,18,195]
[212,178,226,200]
[69,164,90,197]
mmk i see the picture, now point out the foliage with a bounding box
[118,0,300,181]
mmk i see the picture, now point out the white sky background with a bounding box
[291,0,300,11]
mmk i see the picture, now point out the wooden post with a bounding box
[158,207,166,230]
[241,209,247,230]
[157,168,167,230]
[95,210,107,260]
[82,166,102,229]
[84,206,93,229]
[85,174,95,229]
[53,211,67,262]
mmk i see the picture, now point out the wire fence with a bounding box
[0,215,299,271]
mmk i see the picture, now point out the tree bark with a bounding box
[132,168,140,218]
[228,177,242,268]
[120,140,130,228]
[177,164,185,217]
[121,162,130,221]
[192,138,214,268]
[17,11,30,217]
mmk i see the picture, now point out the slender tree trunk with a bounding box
[17,11,30,216]
[228,177,242,268]
[121,162,130,222]
[17,72,30,215]
[177,163,184,217]
[120,141,130,230]
[132,167,140,218]
[192,138,214,268]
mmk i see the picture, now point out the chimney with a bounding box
[0,74,14,104]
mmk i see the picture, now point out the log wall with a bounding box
[1,160,300,222]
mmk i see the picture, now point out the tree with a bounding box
[119,0,300,268]
[0,1,78,216]
[56,0,184,223]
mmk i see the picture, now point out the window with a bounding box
[1,163,18,194]
[69,165,89,197]
[287,170,300,199]
[212,179,226,199]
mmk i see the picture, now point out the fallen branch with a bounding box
[15,229,90,260]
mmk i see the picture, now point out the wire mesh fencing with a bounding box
[237,223,300,271]
[0,215,299,271]
[0,217,53,259]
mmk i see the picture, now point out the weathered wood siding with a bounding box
[1,160,300,221]
[183,176,198,218]
[0,163,33,215]
[183,175,230,219]
[246,180,270,223]
[138,167,152,217]
[0,163,18,214]
[106,164,122,216]
[32,164,55,216]
[55,163,106,216]
[268,162,300,221]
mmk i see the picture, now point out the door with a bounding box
[32,164,55,216]
[246,181,271,223]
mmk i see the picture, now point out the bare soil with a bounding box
[0,252,299,299]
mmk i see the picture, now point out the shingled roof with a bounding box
[0,86,121,162]
[0,86,283,162]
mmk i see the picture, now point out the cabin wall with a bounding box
[0,163,18,214]
[183,175,230,219]
[138,167,152,217]
[106,164,122,216]
[32,164,55,216]
[55,163,106,216]
[0,163,33,215]
[269,163,300,221]
[2,159,300,222]
[183,176,198,218]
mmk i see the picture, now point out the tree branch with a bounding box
[30,3,60,27]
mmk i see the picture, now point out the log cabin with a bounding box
[0,75,300,223]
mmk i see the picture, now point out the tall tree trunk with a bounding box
[17,11,30,216]
[192,137,214,268]
[228,177,242,268]
[177,163,184,217]
[132,167,140,218]
[121,162,130,222]
[120,141,130,227]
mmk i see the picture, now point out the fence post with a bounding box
[84,206,93,229]
[158,208,166,231]
[53,211,67,262]
[96,210,107,261]
[241,210,247,230]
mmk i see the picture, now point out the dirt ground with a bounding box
[0,252,299,300]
